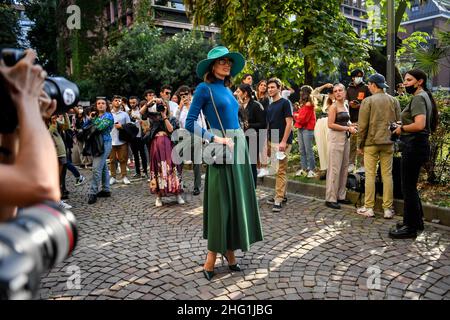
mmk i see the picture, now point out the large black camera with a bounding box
[0,202,78,300]
[156,103,165,112]
[0,48,80,134]
[389,121,402,141]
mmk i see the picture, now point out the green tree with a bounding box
[0,0,21,48]
[82,24,213,100]
[183,0,371,84]
[23,0,58,74]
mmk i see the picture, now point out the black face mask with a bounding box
[405,84,417,95]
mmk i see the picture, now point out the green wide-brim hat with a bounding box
[196,46,246,79]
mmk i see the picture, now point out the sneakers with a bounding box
[131,173,142,180]
[201,174,206,180]
[87,194,97,205]
[177,194,185,205]
[59,200,72,209]
[295,169,306,177]
[193,188,200,196]
[384,208,395,219]
[75,175,86,186]
[155,197,163,207]
[110,177,117,185]
[307,170,317,178]
[258,168,269,178]
[266,197,288,205]
[272,202,282,212]
[122,177,131,185]
[347,164,355,173]
[356,206,375,217]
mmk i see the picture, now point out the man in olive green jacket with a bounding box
[356,73,401,219]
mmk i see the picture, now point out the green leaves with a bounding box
[184,0,370,84]
[82,24,213,100]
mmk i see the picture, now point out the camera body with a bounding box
[156,103,165,112]
[0,202,77,300]
[389,121,401,141]
[0,48,80,134]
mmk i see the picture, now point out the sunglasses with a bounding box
[217,58,233,66]
[164,91,172,95]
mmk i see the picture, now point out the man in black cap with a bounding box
[346,69,371,173]
[356,73,401,219]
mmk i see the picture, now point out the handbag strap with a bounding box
[206,86,227,138]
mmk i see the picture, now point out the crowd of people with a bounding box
[44,46,438,281]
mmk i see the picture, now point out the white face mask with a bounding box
[354,77,363,85]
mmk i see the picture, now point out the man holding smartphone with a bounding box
[346,69,371,173]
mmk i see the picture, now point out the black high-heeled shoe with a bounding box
[203,269,215,281]
[222,253,242,272]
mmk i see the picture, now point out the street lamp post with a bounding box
[387,0,395,95]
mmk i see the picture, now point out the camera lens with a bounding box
[0,202,77,299]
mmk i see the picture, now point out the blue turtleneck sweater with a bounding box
[185,80,240,141]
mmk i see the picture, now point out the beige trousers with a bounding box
[325,130,350,202]
[314,117,329,171]
[110,143,129,179]
[269,143,292,203]
[363,144,394,209]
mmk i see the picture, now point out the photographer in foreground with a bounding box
[389,69,439,239]
[0,50,59,222]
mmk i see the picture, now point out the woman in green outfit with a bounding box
[185,46,264,281]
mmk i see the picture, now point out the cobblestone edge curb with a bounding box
[258,176,450,227]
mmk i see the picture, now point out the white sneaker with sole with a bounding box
[110,177,117,185]
[307,170,317,178]
[347,164,355,173]
[258,168,269,178]
[59,200,72,209]
[122,177,131,185]
[75,175,86,186]
[155,197,163,207]
[295,169,306,177]
[384,208,395,219]
[177,195,185,205]
[356,206,374,217]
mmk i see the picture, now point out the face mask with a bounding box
[405,84,417,95]
[354,77,363,85]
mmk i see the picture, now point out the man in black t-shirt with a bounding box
[266,78,293,212]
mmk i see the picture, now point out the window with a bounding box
[411,5,419,12]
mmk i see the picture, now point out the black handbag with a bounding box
[202,86,233,165]
[81,124,104,157]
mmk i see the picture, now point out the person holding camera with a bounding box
[389,69,439,239]
[0,49,60,222]
[128,96,148,180]
[325,83,358,210]
[85,97,114,204]
[141,96,184,207]
[356,73,401,218]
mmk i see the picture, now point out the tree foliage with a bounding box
[183,0,371,85]
[0,1,21,48]
[23,0,58,74]
[82,24,213,100]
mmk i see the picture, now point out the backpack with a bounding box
[346,172,365,207]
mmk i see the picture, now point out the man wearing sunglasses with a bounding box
[159,84,178,118]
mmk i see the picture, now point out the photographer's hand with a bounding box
[39,90,57,120]
[0,50,59,220]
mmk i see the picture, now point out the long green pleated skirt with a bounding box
[203,129,264,254]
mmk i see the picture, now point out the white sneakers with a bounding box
[177,195,185,205]
[295,169,306,177]
[110,177,131,185]
[154,195,184,207]
[348,164,355,173]
[384,208,395,219]
[356,206,374,217]
[59,200,72,210]
[307,170,317,178]
[122,177,131,185]
[257,168,269,178]
[110,177,117,185]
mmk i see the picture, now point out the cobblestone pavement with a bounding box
[39,167,450,300]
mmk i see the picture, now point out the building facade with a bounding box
[400,0,450,90]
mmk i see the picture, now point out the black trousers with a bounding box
[130,137,148,175]
[400,134,430,229]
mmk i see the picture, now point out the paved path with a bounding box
[40,168,450,300]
